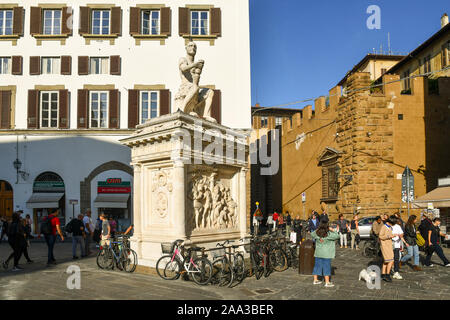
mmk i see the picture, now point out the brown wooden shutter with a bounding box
[61,7,73,35]
[109,89,119,128]
[61,56,72,75]
[27,90,39,129]
[160,7,171,36]
[128,89,139,128]
[111,7,122,35]
[322,168,328,199]
[179,7,190,36]
[129,7,140,35]
[210,8,222,36]
[78,56,89,75]
[0,91,11,129]
[59,89,69,129]
[159,89,170,116]
[30,7,42,35]
[79,7,90,35]
[12,7,24,36]
[30,56,41,75]
[77,89,89,128]
[11,56,22,75]
[442,44,448,67]
[110,56,121,75]
[211,89,221,124]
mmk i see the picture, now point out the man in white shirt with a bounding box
[392,216,408,280]
[83,209,95,255]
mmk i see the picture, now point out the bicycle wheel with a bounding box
[156,255,181,280]
[270,248,288,272]
[211,258,233,287]
[190,257,213,285]
[230,253,245,286]
[96,247,113,270]
[252,250,264,280]
[121,248,138,273]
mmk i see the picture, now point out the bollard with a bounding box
[299,239,315,275]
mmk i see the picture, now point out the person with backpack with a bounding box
[311,220,340,287]
[401,215,422,271]
[93,216,102,244]
[69,214,86,260]
[2,212,32,271]
[41,209,64,266]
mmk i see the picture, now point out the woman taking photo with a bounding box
[311,221,340,287]
[379,217,395,282]
[400,215,422,271]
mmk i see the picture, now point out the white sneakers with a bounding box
[392,272,403,280]
[324,282,335,288]
[445,263,450,267]
[313,280,322,285]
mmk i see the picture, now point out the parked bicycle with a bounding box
[210,239,246,287]
[156,239,213,285]
[96,235,137,272]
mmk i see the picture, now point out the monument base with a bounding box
[121,111,249,268]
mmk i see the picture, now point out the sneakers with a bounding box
[445,263,450,267]
[392,272,403,280]
[425,264,434,267]
[324,282,335,288]
[382,274,392,282]
[73,256,79,260]
[26,260,34,264]
[12,266,23,271]
[313,280,322,285]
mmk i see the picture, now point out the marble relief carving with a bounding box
[187,171,238,232]
[152,170,173,218]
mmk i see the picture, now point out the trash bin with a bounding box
[299,239,315,275]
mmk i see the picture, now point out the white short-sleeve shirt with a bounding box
[392,224,404,249]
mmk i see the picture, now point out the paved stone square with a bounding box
[1,239,449,300]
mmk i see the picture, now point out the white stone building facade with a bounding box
[0,0,251,233]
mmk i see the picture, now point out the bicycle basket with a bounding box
[161,242,174,254]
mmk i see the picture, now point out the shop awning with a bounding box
[94,194,130,208]
[26,193,64,209]
[413,186,450,208]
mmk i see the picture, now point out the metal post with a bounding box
[406,175,410,218]
[72,203,75,219]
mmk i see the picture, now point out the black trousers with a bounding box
[394,248,401,272]
[425,244,450,266]
[6,239,30,266]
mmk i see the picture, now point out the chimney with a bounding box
[442,13,449,28]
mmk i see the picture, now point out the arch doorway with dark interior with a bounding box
[26,172,65,234]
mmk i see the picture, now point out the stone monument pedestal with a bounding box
[121,111,249,268]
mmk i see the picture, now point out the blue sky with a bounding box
[250,0,449,108]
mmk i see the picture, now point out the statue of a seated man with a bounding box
[174,42,216,123]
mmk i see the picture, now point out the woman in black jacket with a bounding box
[3,213,32,271]
[400,215,422,271]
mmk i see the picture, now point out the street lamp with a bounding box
[13,158,22,184]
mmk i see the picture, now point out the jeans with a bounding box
[401,244,420,266]
[84,233,92,255]
[339,232,348,247]
[425,244,450,266]
[44,234,56,263]
[312,257,331,276]
[72,235,85,257]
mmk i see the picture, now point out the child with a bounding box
[311,220,340,287]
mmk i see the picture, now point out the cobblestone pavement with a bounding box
[1,240,449,300]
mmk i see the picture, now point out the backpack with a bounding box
[65,219,75,234]
[40,216,54,235]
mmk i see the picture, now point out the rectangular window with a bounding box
[260,116,268,128]
[424,55,432,73]
[0,57,11,74]
[0,10,13,35]
[41,57,60,74]
[275,117,282,126]
[140,91,159,123]
[90,91,108,128]
[43,9,62,35]
[402,69,411,91]
[89,57,109,74]
[191,10,208,35]
[142,10,160,35]
[92,10,110,35]
[40,91,59,128]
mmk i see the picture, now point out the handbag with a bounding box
[416,233,425,247]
